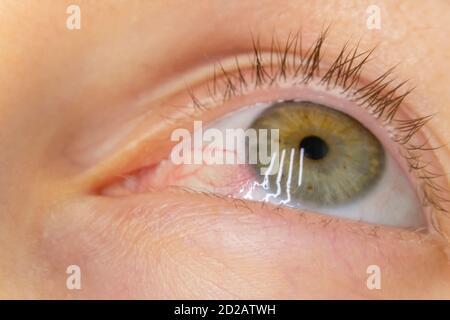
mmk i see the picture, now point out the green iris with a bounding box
[250,101,385,206]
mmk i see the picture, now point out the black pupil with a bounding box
[299,135,329,160]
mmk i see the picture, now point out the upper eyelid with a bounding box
[182,32,426,153]
[189,31,409,124]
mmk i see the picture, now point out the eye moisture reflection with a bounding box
[250,101,385,206]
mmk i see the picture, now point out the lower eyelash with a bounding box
[181,28,450,234]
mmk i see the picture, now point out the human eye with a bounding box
[9,0,447,300]
[100,30,448,232]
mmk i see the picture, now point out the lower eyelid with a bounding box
[98,188,441,254]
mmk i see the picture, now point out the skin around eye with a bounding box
[1,0,450,300]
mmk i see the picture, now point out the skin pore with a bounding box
[0,0,450,298]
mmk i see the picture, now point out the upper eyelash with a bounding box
[181,28,449,233]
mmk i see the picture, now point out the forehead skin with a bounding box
[0,0,449,298]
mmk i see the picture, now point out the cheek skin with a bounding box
[36,191,450,299]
